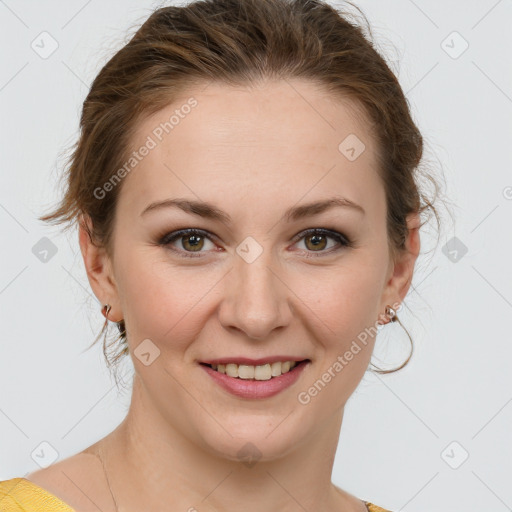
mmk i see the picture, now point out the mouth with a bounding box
[199,359,310,381]
[199,358,311,399]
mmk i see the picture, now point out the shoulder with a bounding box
[333,484,393,512]
[0,477,74,511]
[2,448,110,512]
[364,503,394,512]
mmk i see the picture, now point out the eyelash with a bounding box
[158,228,353,259]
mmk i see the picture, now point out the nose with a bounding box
[217,248,293,341]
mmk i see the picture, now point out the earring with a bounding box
[102,303,111,320]
[378,304,398,325]
[101,303,129,355]
[373,303,414,373]
[385,305,398,323]
[102,303,126,336]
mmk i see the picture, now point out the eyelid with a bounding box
[291,227,351,245]
[159,228,218,246]
[158,228,220,258]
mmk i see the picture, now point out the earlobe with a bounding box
[78,214,122,322]
[377,304,399,326]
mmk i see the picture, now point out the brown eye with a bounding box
[181,233,205,252]
[304,233,328,251]
[159,228,216,258]
[293,228,352,257]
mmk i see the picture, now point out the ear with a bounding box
[377,212,421,324]
[78,214,123,322]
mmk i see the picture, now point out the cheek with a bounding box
[115,251,220,349]
[297,267,383,412]
[303,259,385,340]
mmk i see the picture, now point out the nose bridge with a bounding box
[220,237,290,340]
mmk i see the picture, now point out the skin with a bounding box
[27,78,420,512]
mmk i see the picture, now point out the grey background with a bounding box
[1,1,511,511]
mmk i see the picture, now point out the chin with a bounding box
[194,413,311,464]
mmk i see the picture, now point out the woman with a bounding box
[0,0,442,510]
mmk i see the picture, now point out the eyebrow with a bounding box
[140,196,365,224]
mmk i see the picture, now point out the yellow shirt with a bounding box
[0,477,392,511]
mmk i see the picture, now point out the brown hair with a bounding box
[39,0,447,384]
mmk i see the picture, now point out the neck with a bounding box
[100,374,357,512]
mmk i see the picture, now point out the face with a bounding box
[80,79,419,461]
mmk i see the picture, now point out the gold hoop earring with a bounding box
[372,304,413,374]
[101,303,128,354]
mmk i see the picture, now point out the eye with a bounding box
[158,228,218,258]
[158,227,353,259]
[291,228,353,258]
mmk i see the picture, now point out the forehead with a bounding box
[119,79,384,220]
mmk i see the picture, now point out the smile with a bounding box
[199,359,311,399]
[202,360,304,380]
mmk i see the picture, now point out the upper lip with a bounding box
[200,356,310,366]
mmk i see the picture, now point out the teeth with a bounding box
[271,361,281,377]
[225,363,238,378]
[210,361,298,380]
[238,365,255,379]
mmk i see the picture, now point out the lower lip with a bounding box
[200,361,310,399]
